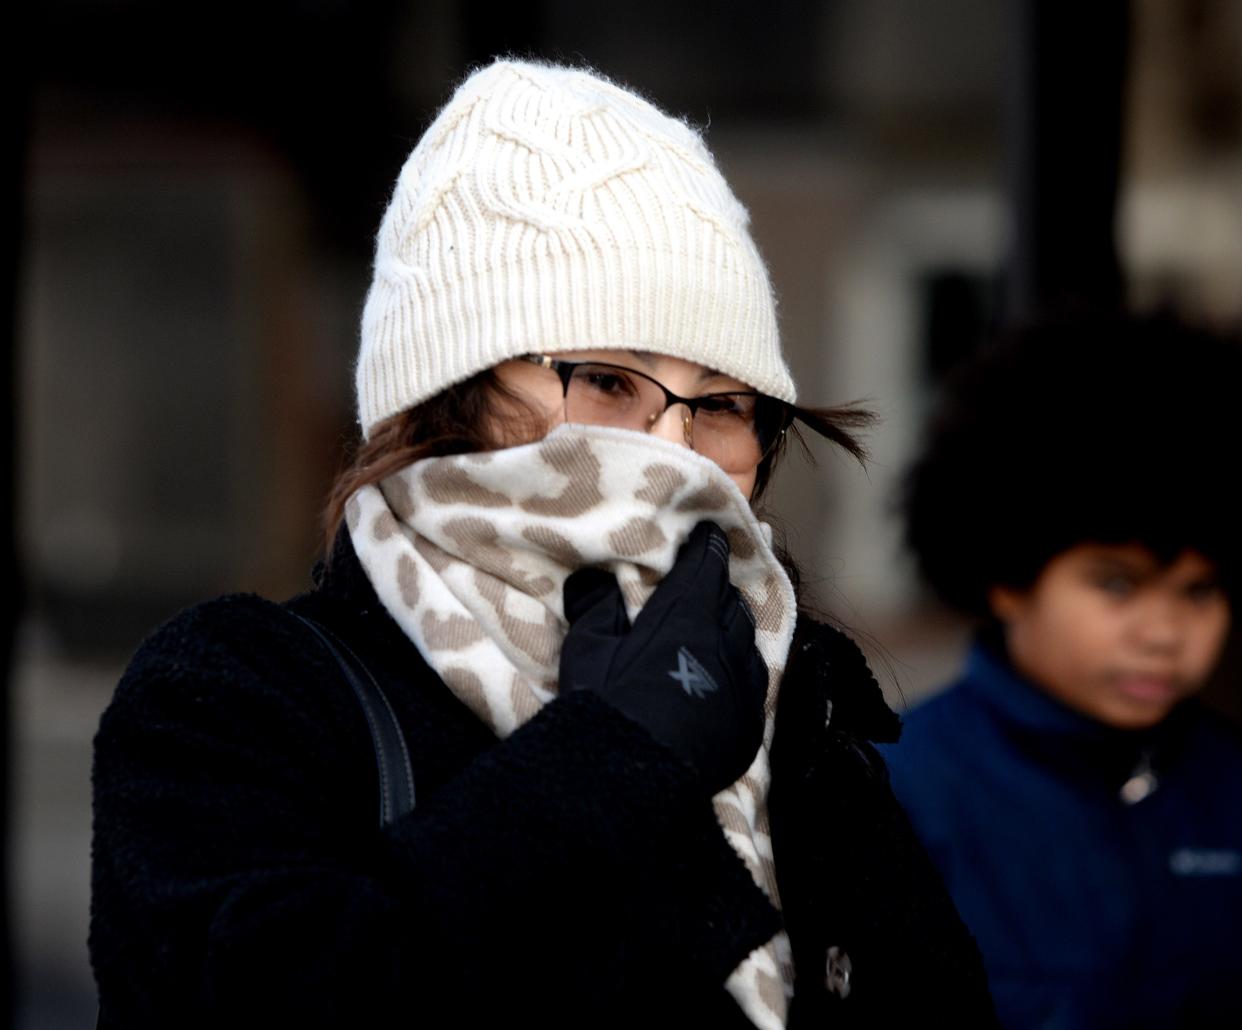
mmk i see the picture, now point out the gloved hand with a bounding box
[560,521,769,795]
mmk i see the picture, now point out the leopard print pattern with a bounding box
[349,424,797,1028]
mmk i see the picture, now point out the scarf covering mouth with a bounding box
[347,423,798,1028]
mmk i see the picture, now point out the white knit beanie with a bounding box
[356,59,794,436]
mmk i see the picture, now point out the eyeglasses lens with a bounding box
[563,363,773,473]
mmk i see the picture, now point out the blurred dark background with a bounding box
[5,1,1242,1026]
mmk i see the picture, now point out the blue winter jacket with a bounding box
[879,642,1242,1029]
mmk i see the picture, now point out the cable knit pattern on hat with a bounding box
[357,59,793,435]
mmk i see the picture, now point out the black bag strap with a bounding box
[291,612,416,826]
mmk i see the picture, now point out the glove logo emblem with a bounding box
[669,646,719,698]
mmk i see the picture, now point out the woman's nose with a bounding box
[647,404,694,448]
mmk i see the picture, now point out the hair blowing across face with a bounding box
[901,308,1242,616]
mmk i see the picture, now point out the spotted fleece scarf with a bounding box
[347,423,797,1028]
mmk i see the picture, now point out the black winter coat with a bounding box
[90,535,995,1028]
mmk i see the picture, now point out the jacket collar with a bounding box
[960,638,1196,784]
[785,617,901,744]
[312,526,386,613]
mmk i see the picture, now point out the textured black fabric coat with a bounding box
[91,535,995,1028]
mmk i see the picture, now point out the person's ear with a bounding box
[987,584,1028,624]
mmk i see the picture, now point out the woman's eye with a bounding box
[580,370,636,396]
[697,394,755,420]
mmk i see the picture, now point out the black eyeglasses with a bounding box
[519,354,795,474]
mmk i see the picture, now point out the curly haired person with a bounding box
[883,309,1242,1028]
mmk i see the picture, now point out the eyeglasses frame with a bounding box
[517,353,796,465]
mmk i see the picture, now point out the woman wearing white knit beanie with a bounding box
[91,60,995,1029]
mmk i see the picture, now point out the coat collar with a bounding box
[312,526,386,614]
[959,638,1198,786]
[784,617,901,745]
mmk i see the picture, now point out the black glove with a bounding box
[560,520,769,795]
